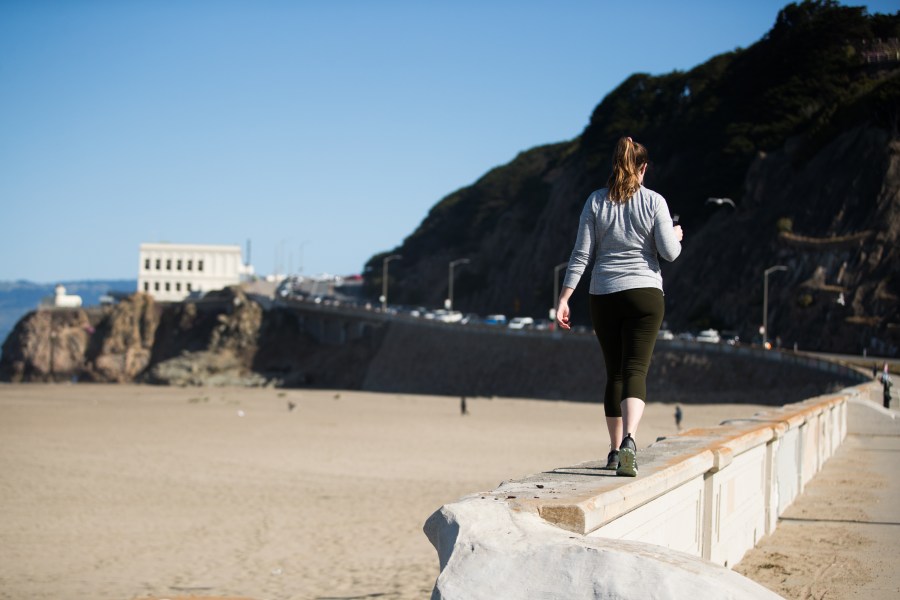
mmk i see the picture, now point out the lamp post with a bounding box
[551,262,568,320]
[298,240,308,274]
[763,265,788,348]
[447,258,470,311]
[381,254,402,312]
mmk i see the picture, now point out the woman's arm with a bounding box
[561,194,597,290]
[654,197,683,262]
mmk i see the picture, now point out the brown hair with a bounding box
[606,136,648,202]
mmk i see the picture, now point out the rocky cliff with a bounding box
[362,2,900,356]
[0,288,269,386]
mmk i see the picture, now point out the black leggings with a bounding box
[590,288,665,417]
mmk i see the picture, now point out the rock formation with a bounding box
[0,308,96,382]
[424,497,781,600]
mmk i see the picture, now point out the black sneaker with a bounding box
[604,450,619,470]
[616,434,638,477]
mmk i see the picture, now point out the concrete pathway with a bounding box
[735,391,900,599]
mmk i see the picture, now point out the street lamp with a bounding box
[381,254,402,312]
[447,258,470,311]
[298,240,308,274]
[551,262,568,320]
[762,265,788,348]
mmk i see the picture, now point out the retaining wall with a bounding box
[424,383,867,599]
[275,299,866,402]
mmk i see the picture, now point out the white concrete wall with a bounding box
[582,390,852,567]
[425,384,866,599]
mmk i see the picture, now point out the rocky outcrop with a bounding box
[424,497,781,600]
[148,350,269,387]
[0,287,273,386]
[0,308,96,382]
[83,293,159,382]
[146,287,265,386]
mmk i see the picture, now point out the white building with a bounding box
[41,284,83,308]
[137,243,254,302]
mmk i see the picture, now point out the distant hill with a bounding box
[0,280,136,344]
[362,1,900,356]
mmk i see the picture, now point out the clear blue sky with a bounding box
[1,1,895,282]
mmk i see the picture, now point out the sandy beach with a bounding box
[0,383,773,600]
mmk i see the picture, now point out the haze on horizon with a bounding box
[2,0,896,284]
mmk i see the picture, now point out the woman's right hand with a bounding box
[673,225,684,242]
[556,299,571,330]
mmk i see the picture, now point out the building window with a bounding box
[144,258,150,270]
[166,259,172,271]
[165,282,170,291]
[187,282,192,292]
[154,282,160,291]
[155,259,161,270]
[187,260,193,271]
[143,281,149,292]
[175,282,181,292]
[177,259,182,271]
[198,260,204,272]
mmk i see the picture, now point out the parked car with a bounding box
[532,319,553,331]
[657,329,675,340]
[433,310,464,323]
[484,314,508,326]
[696,329,721,343]
[508,317,535,330]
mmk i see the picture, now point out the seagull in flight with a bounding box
[706,197,736,208]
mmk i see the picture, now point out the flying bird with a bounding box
[706,197,736,208]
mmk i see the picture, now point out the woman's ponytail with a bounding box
[607,136,648,202]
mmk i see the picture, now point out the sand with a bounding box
[0,383,772,600]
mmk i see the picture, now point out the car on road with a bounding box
[657,329,675,340]
[696,329,722,343]
[433,310,464,323]
[484,314,507,326]
[508,317,534,330]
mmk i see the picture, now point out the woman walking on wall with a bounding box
[556,136,683,476]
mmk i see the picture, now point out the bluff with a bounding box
[362,2,900,356]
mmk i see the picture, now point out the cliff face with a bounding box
[0,308,96,382]
[0,293,159,383]
[0,288,271,386]
[363,3,900,355]
[664,128,900,354]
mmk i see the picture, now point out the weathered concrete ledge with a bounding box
[424,383,864,599]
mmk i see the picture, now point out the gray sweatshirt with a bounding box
[562,186,681,295]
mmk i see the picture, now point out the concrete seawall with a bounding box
[423,382,870,599]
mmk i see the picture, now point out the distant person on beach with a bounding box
[675,405,683,431]
[556,136,683,477]
[882,367,893,409]
[460,395,468,416]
